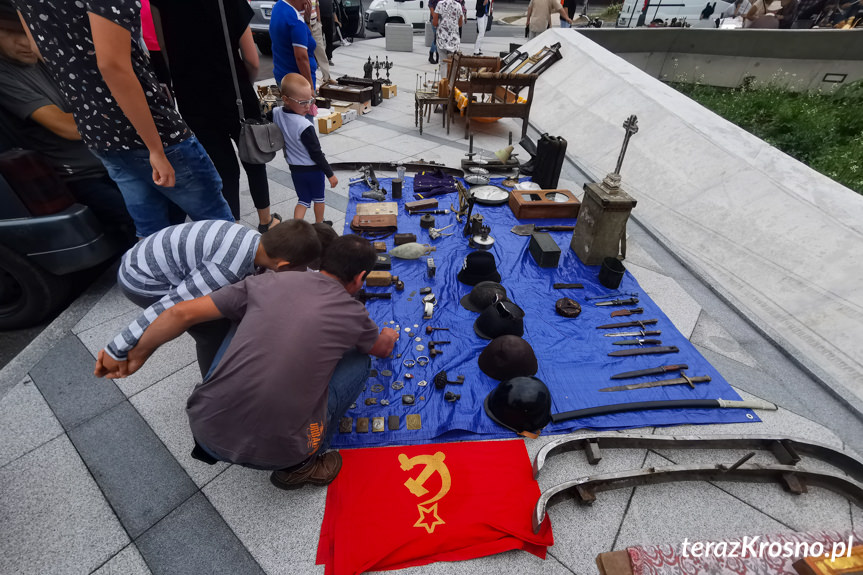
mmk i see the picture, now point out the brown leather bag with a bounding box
[350,214,398,236]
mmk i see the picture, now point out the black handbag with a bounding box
[216,0,284,164]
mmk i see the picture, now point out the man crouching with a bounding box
[97,234,398,488]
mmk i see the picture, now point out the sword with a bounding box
[600,374,711,392]
[612,339,662,346]
[597,319,658,330]
[609,346,679,357]
[595,298,639,307]
[551,397,778,424]
[604,330,661,338]
[611,307,643,317]
[610,364,689,380]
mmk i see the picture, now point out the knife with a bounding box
[604,330,661,338]
[609,346,680,357]
[600,374,711,392]
[611,307,643,317]
[596,319,658,329]
[612,339,662,346]
[610,364,689,380]
[595,298,639,307]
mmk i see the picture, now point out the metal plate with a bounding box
[470,185,510,206]
[469,166,489,175]
[406,414,422,430]
[388,415,399,430]
[372,417,385,432]
[465,174,490,186]
[357,417,369,433]
[339,418,353,433]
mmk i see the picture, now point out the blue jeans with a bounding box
[93,135,233,237]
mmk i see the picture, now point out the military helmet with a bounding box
[483,376,552,437]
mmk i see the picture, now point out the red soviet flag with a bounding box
[317,439,553,575]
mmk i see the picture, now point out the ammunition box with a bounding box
[529,232,561,268]
[405,199,438,213]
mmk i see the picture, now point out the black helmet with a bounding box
[460,281,509,313]
[473,300,525,340]
[483,376,552,438]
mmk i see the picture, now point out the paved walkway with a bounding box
[1,33,860,575]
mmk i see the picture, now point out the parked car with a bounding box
[364,0,476,35]
[0,149,123,330]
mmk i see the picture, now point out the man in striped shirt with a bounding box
[95,219,321,378]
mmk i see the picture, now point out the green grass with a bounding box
[671,80,863,194]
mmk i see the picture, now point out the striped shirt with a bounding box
[106,221,261,361]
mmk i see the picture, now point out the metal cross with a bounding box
[613,115,639,176]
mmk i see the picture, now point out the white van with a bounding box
[365,0,476,35]
[616,0,734,27]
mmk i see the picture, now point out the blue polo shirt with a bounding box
[270,0,318,88]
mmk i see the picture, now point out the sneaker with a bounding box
[270,451,342,489]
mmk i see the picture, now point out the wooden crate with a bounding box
[509,189,580,220]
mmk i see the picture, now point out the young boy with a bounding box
[94,219,321,378]
[273,73,338,223]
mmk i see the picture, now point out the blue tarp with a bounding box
[331,176,757,449]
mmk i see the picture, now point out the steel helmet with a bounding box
[483,376,552,438]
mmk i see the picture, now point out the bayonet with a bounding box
[604,330,661,338]
[612,339,662,346]
[600,374,711,392]
[595,298,639,307]
[609,345,679,357]
[596,319,658,329]
[610,364,689,380]
[611,307,643,317]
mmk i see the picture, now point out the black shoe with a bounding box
[258,213,282,233]
[328,59,334,65]
[428,53,436,64]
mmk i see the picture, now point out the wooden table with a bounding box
[414,91,447,135]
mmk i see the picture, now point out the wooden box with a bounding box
[318,84,373,104]
[405,198,438,213]
[509,189,580,220]
[316,112,342,134]
[382,84,397,99]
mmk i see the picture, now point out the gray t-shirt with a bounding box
[0,59,105,180]
[187,271,380,469]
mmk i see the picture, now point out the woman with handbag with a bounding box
[149,0,280,233]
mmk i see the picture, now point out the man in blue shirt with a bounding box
[270,0,318,89]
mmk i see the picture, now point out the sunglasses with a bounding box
[288,96,315,106]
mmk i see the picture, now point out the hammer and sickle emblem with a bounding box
[398,452,452,534]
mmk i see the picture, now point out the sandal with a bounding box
[258,213,282,233]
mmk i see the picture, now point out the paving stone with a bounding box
[318,132,372,156]
[203,464,327,575]
[239,180,297,221]
[76,312,198,397]
[375,548,577,575]
[624,237,664,274]
[130,363,229,487]
[613,452,788,550]
[137,492,263,575]
[68,401,198,538]
[0,435,128,575]
[72,284,138,335]
[91,545,152,575]
[690,310,759,368]
[0,376,63,468]
[376,132,445,157]
[28,335,125,430]
[626,264,702,339]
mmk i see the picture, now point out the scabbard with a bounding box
[553,283,584,289]
[551,398,777,423]
[597,319,658,329]
[595,298,639,307]
[608,346,679,357]
[612,339,662,346]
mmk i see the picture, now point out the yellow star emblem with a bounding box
[413,503,445,534]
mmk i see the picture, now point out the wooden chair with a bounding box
[445,52,501,135]
[461,72,538,139]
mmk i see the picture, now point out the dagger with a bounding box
[600,374,711,392]
[551,397,777,423]
[604,330,661,338]
[609,345,679,357]
[595,298,639,307]
[612,339,662,346]
[597,319,658,329]
[610,364,689,380]
[611,307,643,317]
